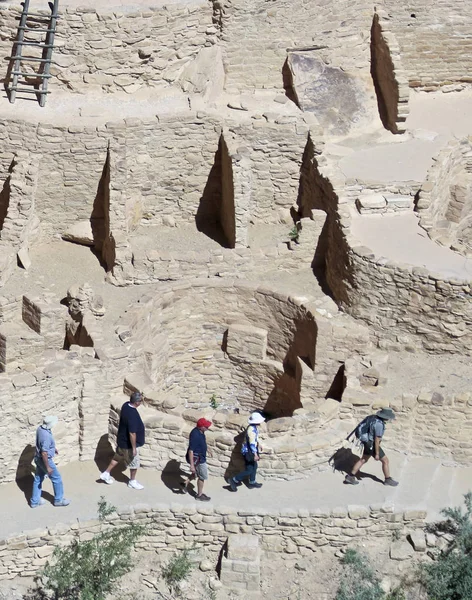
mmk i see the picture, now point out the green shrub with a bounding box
[335,549,385,600]
[420,492,472,600]
[38,497,143,600]
[288,225,299,243]
[161,548,194,595]
[209,394,219,410]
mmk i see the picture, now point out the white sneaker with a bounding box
[100,472,115,485]
[128,479,144,490]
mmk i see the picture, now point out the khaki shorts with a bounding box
[113,447,140,469]
[195,462,208,481]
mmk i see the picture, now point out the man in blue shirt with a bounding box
[182,418,212,501]
[30,416,70,508]
[100,391,146,490]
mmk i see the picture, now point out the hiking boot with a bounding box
[100,471,115,485]
[31,498,46,508]
[344,474,359,485]
[384,477,399,487]
[248,482,262,489]
[228,477,238,492]
[54,498,71,507]
[128,479,144,490]
[196,493,211,502]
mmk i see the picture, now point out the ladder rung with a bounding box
[13,42,55,48]
[11,71,52,79]
[8,87,50,94]
[22,12,58,17]
[18,26,55,32]
[8,56,55,62]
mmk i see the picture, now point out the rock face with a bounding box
[286,53,370,135]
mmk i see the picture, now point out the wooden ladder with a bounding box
[6,0,59,107]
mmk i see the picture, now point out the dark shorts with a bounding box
[363,444,385,459]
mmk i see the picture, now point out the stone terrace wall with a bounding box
[380,0,472,90]
[0,3,218,94]
[218,0,374,91]
[0,501,427,580]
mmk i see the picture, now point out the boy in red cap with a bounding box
[182,417,212,501]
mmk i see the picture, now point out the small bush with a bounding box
[335,549,385,600]
[209,394,219,410]
[161,548,194,595]
[36,497,143,600]
[420,492,472,600]
[288,225,299,243]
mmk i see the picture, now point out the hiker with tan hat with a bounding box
[30,416,70,508]
[344,408,399,487]
[229,411,265,492]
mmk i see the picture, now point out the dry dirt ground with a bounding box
[0,538,428,600]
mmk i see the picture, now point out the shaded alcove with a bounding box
[196,135,236,248]
[0,176,10,235]
[282,57,299,107]
[264,315,317,418]
[0,160,14,236]
[370,12,400,134]
[90,149,115,271]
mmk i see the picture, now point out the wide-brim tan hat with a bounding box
[376,408,395,421]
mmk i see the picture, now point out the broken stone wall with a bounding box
[380,0,472,90]
[0,502,426,581]
[0,3,218,95]
[0,152,39,286]
[218,0,373,91]
[370,12,409,133]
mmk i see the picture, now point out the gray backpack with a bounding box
[355,415,382,444]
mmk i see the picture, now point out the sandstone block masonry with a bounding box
[0,502,426,580]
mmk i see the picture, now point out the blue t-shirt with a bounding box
[188,427,207,463]
[35,426,56,459]
[117,403,145,449]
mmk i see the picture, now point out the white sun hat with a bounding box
[248,412,265,425]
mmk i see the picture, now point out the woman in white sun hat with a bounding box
[229,412,265,492]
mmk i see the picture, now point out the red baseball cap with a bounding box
[197,418,212,429]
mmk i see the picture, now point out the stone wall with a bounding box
[381,0,472,90]
[218,0,373,91]
[343,242,472,355]
[0,3,218,95]
[0,500,427,580]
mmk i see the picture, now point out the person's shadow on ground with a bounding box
[161,459,197,496]
[93,434,128,484]
[16,444,54,506]
[329,447,384,484]
[223,429,248,490]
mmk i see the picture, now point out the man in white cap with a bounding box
[30,416,70,508]
[229,412,265,492]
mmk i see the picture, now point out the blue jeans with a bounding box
[233,457,258,484]
[31,458,64,506]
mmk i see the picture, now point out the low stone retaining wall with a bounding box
[0,501,426,580]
